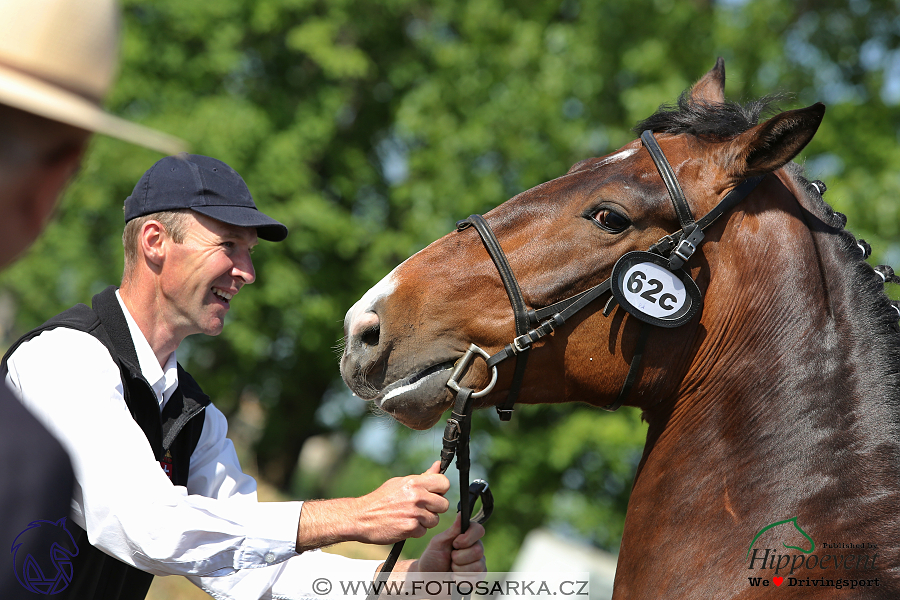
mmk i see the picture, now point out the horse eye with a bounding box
[591,208,631,233]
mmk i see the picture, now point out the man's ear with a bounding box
[139,220,167,270]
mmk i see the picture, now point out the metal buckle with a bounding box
[511,315,562,353]
[512,333,533,353]
[446,343,499,398]
[672,238,696,263]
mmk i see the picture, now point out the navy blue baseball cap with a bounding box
[124,153,288,242]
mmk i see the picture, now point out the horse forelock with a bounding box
[633,91,786,139]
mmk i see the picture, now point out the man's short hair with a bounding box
[122,209,191,279]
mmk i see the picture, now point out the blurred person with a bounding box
[0,0,183,598]
[3,152,485,600]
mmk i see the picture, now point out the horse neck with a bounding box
[616,173,900,595]
[639,171,900,485]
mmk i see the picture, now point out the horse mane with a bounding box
[784,161,900,388]
[633,90,784,138]
[635,92,900,417]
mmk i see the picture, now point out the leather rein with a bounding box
[367,372,493,600]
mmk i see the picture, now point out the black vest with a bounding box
[1,286,210,600]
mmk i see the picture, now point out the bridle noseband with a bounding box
[454,131,765,416]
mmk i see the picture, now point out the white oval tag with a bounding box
[621,262,687,318]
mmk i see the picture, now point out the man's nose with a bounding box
[234,250,256,284]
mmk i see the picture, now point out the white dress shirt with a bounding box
[5,291,380,599]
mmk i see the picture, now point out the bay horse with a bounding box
[340,59,900,598]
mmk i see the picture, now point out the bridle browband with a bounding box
[452,130,765,416]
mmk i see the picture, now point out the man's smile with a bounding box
[212,287,234,304]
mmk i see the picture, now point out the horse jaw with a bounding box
[375,369,456,430]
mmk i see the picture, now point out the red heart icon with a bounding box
[773,577,784,586]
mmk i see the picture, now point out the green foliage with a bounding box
[2,0,899,575]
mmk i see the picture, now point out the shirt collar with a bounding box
[115,289,179,410]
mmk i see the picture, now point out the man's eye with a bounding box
[591,208,631,233]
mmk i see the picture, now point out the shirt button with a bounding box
[265,552,275,564]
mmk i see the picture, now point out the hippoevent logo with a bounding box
[11,517,79,595]
[746,517,881,590]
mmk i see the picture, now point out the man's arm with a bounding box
[295,461,450,552]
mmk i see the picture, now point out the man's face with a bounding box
[160,211,258,339]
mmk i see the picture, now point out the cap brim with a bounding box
[0,62,187,155]
[192,205,289,242]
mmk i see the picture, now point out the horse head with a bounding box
[342,58,900,598]
[340,59,824,431]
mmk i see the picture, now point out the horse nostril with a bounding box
[351,311,381,348]
[360,324,380,348]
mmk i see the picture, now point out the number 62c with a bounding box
[626,270,678,311]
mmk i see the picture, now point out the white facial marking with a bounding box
[344,263,401,331]
[594,148,637,168]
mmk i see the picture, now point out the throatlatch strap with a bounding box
[601,324,651,412]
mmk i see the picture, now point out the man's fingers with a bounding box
[422,460,441,475]
[453,521,485,549]
[420,493,450,515]
[451,549,486,573]
[450,520,486,571]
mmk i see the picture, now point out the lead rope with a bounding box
[366,382,493,600]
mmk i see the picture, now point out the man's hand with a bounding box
[296,461,450,552]
[411,513,486,574]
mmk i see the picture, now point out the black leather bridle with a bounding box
[453,130,765,416]
[367,132,762,597]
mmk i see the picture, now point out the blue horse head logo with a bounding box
[11,517,79,595]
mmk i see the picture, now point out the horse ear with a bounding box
[690,57,726,105]
[724,103,826,179]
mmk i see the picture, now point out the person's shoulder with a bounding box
[15,325,109,354]
[7,326,115,375]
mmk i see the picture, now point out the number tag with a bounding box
[610,251,702,328]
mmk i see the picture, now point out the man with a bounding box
[4,153,486,600]
[0,0,184,598]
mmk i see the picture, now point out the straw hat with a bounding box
[0,0,186,154]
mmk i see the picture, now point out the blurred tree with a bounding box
[2,0,899,576]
